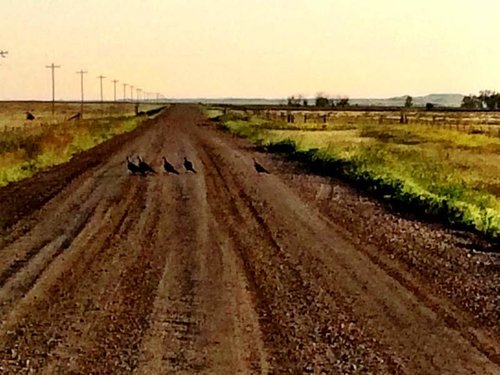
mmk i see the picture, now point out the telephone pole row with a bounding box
[44,63,155,108]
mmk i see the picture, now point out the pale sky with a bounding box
[1,0,499,100]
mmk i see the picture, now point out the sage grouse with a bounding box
[162,156,180,175]
[183,157,196,173]
[253,158,270,174]
[137,156,157,175]
[126,156,142,175]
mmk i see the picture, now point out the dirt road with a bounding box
[0,105,498,374]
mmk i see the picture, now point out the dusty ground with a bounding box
[0,105,498,374]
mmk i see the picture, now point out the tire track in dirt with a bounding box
[0,178,145,373]
[0,156,123,292]
[0,162,136,318]
[58,178,167,374]
[201,144,396,373]
[136,116,269,374]
[135,179,206,374]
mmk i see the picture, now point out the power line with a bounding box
[76,70,87,118]
[45,63,61,116]
[97,75,106,102]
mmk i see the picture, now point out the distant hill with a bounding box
[350,94,465,108]
[167,94,465,108]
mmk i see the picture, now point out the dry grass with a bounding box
[0,101,161,130]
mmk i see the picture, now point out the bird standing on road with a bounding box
[253,158,270,174]
[183,157,197,173]
[162,156,180,175]
[137,156,157,175]
[126,156,142,175]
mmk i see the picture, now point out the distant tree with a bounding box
[315,94,331,107]
[461,95,476,109]
[461,95,482,109]
[303,99,308,106]
[405,95,413,108]
[478,90,500,110]
[425,103,434,111]
[336,97,350,107]
[495,94,500,110]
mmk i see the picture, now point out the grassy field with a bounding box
[210,107,500,239]
[219,107,500,136]
[0,101,165,188]
[0,101,161,130]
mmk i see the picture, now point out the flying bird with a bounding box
[183,157,196,173]
[126,156,142,175]
[253,158,270,174]
[162,157,180,175]
[137,156,157,175]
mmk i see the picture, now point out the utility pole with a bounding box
[76,70,87,118]
[156,93,160,103]
[97,75,106,102]
[130,85,134,101]
[45,63,61,116]
[123,83,128,101]
[137,88,142,102]
[112,79,119,102]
